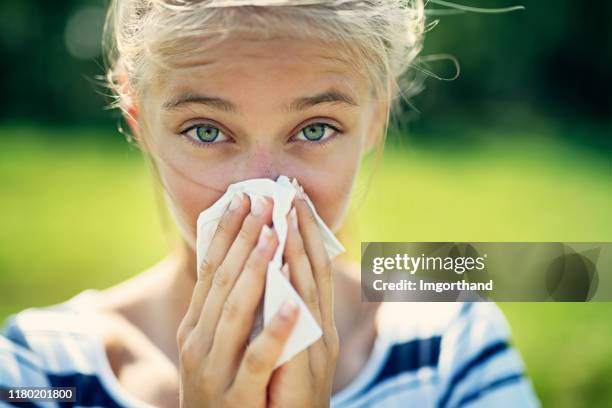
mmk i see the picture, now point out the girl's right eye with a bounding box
[182,124,229,146]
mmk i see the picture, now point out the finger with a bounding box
[198,192,250,278]
[194,195,273,354]
[231,299,299,398]
[294,191,336,338]
[208,225,278,379]
[284,206,322,326]
[177,280,209,350]
[269,348,311,403]
[179,192,249,343]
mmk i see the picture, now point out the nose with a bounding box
[241,144,281,181]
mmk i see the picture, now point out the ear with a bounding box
[116,70,143,145]
[124,100,140,138]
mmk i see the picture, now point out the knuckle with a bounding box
[267,323,285,343]
[292,240,308,259]
[223,392,244,407]
[215,216,230,239]
[304,286,320,306]
[318,259,333,284]
[199,369,221,396]
[222,298,241,322]
[179,338,199,372]
[176,325,189,349]
[243,254,260,273]
[237,225,253,244]
[212,264,231,289]
[242,263,263,286]
[199,257,215,279]
[326,330,340,360]
[244,349,268,374]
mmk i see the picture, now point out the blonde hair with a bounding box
[104,0,425,125]
[102,0,426,249]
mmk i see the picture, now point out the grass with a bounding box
[1,121,611,407]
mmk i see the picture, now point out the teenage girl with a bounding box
[1,1,539,407]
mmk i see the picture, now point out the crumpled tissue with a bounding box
[196,175,345,367]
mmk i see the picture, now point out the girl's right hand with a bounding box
[176,193,300,407]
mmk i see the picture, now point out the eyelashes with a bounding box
[179,121,343,149]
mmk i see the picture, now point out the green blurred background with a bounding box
[0,0,610,407]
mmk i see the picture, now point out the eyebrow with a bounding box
[161,88,359,112]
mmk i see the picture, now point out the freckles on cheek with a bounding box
[155,156,237,243]
[297,147,361,232]
[153,134,231,193]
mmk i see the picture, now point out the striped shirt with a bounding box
[1,290,540,407]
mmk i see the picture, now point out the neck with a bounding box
[100,239,380,374]
[159,240,199,365]
[97,239,196,368]
[332,258,380,343]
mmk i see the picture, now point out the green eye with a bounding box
[195,125,219,142]
[302,124,326,141]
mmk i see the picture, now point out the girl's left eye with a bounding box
[295,123,339,143]
[182,124,228,145]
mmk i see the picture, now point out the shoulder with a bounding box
[335,303,540,408]
[1,299,102,378]
[413,303,537,407]
[0,293,136,407]
[3,290,104,350]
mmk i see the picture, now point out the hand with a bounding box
[176,193,300,407]
[268,191,340,408]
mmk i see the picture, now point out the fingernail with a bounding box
[278,299,298,320]
[257,224,271,250]
[289,207,298,230]
[229,192,243,211]
[250,196,265,217]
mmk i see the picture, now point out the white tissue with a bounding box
[196,175,345,367]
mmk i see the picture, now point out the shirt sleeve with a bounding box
[435,303,541,408]
[0,335,60,408]
[1,314,60,408]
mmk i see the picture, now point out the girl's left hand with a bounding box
[268,191,340,408]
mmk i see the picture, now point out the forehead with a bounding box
[149,34,370,110]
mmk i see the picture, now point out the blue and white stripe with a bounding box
[1,292,540,407]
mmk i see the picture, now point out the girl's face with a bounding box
[135,34,386,251]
